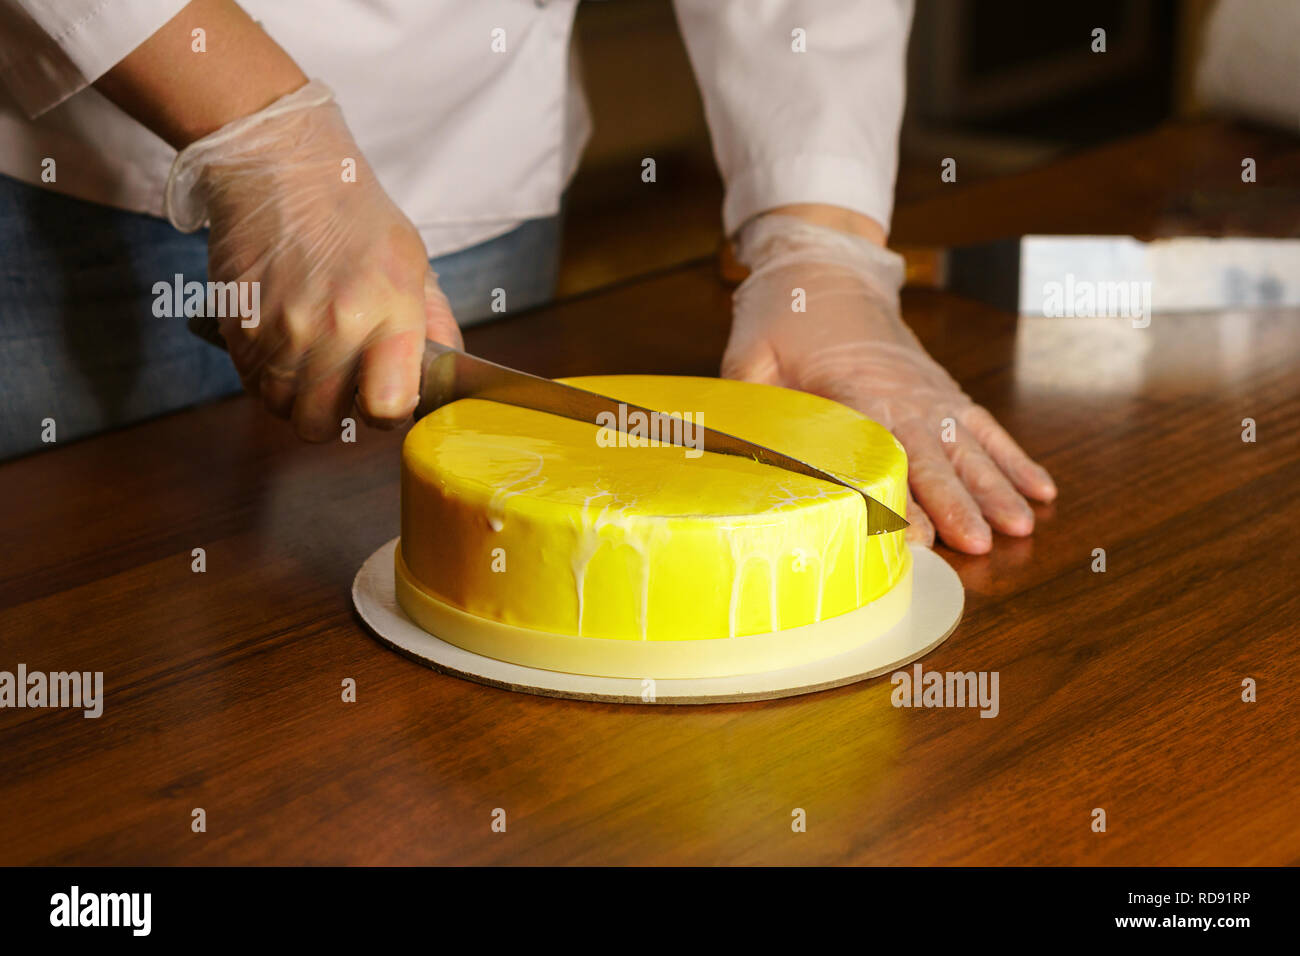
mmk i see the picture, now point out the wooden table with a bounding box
[2,122,1297,865]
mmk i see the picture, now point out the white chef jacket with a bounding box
[0,0,911,257]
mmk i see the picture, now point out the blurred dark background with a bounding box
[559,0,1215,295]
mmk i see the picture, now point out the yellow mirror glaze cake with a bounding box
[396,375,911,679]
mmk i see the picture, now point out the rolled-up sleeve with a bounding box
[672,0,912,235]
[0,0,189,116]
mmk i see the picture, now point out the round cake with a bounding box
[396,375,910,679]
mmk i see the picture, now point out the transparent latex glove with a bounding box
[165,80,462,441]
[724,215,1056,554]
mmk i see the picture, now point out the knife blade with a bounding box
[417,341,909,536]
[186,317,907,534]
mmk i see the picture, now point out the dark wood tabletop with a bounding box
[2,121,1297,865]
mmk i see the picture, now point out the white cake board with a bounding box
[353,538,963,704]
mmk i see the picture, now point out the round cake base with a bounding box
[353,538,963,704]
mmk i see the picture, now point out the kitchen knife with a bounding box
[187,318,908,535]
[417,341,908,535]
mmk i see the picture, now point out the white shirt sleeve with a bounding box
[0,0,190,117]
[672,0,913,236]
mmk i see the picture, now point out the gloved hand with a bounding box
[165,80,462,441]
[724,215,1056,554]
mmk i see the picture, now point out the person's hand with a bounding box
[165,80,462,441]
[723,215,1056,554]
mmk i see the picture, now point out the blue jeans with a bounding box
[0,174,562,461]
